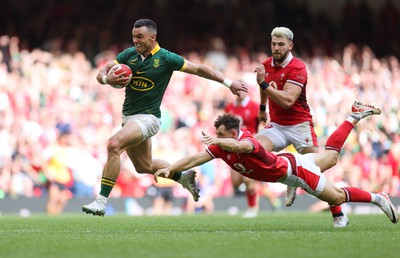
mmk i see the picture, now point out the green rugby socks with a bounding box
[99,177,115,198]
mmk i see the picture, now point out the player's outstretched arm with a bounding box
[154,151,212,182]
[182,60,248,96]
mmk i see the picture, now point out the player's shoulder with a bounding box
[116,47,138,64]
[119,47,137,55]
[155,46,181,57]
[262,57,273,68]
[225,103,235,111]
[239,129,255,140]
[289,55,306,69]
[154,47,184,66]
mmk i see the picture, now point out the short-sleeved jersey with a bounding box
[225,96,259,134]
[205,130,288,182]
[262,52,312,125]
[116,44,185,118]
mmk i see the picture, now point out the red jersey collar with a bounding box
[233,96,251,107]
[237,130,244,140]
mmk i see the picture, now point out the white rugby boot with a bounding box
[82,196,107,216]
[285,186,297,207]
[333,213,349,228]
[350,101,381,120]
[374,192,399,223]
[242,207,258,218]
[178,170,200,202]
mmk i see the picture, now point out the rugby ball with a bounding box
[109,64,132,89]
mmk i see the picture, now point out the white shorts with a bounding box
[258,121,318,153]
[279,153,325,197]
[122,114,161,141]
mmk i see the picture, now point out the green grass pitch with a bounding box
[0,213,398,258]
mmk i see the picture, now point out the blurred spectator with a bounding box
[69,147,103,198]
[41,130,74,215]
[205,37,229,72]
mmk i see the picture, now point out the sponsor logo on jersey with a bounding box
[129,58,138,64]
[130,77,155,91]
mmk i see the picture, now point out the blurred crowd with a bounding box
[0,0,399,214]
[0,33,399,207]
[0,0,399,59]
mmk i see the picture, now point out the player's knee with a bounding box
[330,152,339,166]
[325,151,339,169]
[329,197,342,206]
[107,137,123,155]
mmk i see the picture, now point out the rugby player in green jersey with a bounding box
[82,19,248,216]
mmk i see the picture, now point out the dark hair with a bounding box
[214,114,240,131]
[133,19,157,33]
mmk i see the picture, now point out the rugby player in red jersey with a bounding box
[155,102,399,226]
[254,27,338,222]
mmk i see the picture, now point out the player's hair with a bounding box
[214,114,240,131]
[271,27,294,41]
[134,19,157,34]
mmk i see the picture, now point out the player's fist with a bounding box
[254,64,266,84]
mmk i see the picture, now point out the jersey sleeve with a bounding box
[165,50,185,71]
[262,59,269,66]
[206,145,221,159]
[286,61,307,87]
[241,137,259,153]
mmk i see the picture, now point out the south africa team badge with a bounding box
[153,59,160,68]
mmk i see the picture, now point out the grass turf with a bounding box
[0,213,398,258]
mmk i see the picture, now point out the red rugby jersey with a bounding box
[225,96,259,134]
[262,52,313,125]
[205,130,288,182]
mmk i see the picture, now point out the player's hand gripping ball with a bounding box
[108,64,133,89]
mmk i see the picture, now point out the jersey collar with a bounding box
[271,52,293,68]
[150,43,161,56]
[139,43,161,60]
[237,130,244,140]
[234,96,251,107]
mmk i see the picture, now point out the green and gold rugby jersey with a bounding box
[115,43,185,118]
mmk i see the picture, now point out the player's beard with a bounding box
[273,49,289,64]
